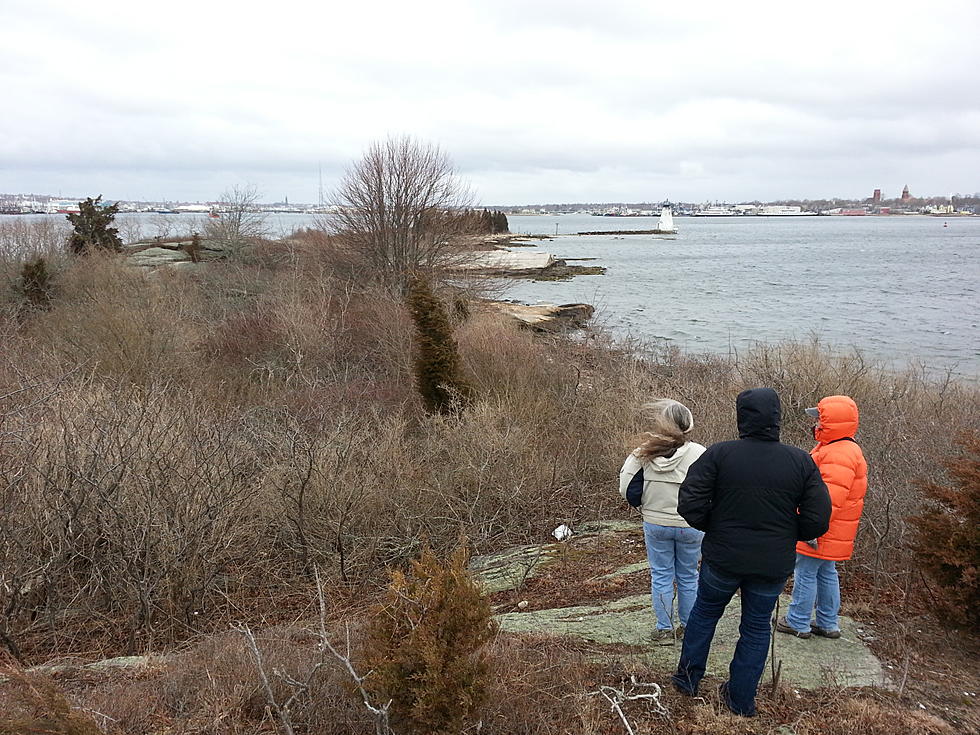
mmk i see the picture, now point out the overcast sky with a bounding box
[2,0,978,204]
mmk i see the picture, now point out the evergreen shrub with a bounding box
[362,543,497,735]
[910,431,980,628]
[66,196,122,255]
[17,256,53,311]
[406,274,472,413]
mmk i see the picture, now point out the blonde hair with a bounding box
[634,399,695,460]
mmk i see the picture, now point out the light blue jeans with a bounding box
[643,522,704,630]
[785,553,841,632]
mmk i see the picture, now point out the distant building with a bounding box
[901,185,911,202]
[872,188,881,203]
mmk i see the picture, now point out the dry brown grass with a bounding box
[0,631,965,735]
[0,235,977,733]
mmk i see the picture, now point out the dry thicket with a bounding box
[0,225,977,673]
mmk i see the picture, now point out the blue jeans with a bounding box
[643,523,704,629]
[785,553,840,632]
[672,561,785,717]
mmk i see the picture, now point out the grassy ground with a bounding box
[0,222,977,733]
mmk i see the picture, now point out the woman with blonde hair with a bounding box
[619,399,706,642]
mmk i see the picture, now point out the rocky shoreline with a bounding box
[462,232,606,281]
[483,301,595,332]
[120,234,599,333]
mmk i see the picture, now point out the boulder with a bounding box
[128,247,190,267]
[0,655,158,684]
[486,301,595,332]
[458,250,558,273]
[124,238,228,267]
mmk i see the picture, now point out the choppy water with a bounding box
[503,214,980,379]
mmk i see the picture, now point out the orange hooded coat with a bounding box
[796,395,868,561]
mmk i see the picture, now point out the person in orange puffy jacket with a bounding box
[777,395,867,639]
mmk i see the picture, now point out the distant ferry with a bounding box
[694,205,739,217]
[46,199,81,214]
[756,205,818,216]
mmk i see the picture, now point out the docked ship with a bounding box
[46,199,81,214]
[693,205,739,216]
[756,205,818,216]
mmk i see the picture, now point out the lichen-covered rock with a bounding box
[0,655,158,684]
[471,520,887,691]
[470,544,559,594]
[124,238,229,267]
[128,247,190,267]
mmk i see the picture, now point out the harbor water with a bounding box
[504,214,980,379]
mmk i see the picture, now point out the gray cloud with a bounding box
[2,0,978,203]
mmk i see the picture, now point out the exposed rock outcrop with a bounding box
[485,301,595,332]
[455,250,606,280]
[457,250,559,273]
[123,238,228,268]
[469,520,886,691]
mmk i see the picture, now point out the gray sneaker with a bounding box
[651,628,675,645]
[810,625,842,639]
[676,625,685,640]
[775,616,811,639]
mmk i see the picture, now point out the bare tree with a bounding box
[204,184,269,253]
[331,136,473,291]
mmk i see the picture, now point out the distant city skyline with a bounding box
[2,187,976,209]
[3,1,978,205]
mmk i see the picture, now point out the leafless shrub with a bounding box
[114,214,144,245]
[0,219,70,308]
[204,184,269,254]
[331,136,474,292]
[0,381,267,656]
[0,218,69,261]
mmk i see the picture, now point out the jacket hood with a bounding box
[736,388,781,441]
[813,395,859,443]
[648,441,699,472]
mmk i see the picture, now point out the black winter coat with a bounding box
[678,388,831,582]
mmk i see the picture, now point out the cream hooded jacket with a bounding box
[619,442,707,527]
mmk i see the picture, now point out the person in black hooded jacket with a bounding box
[671,387,831,717]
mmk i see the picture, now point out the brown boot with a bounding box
[810,625,841,639]
[775,616,811,639]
